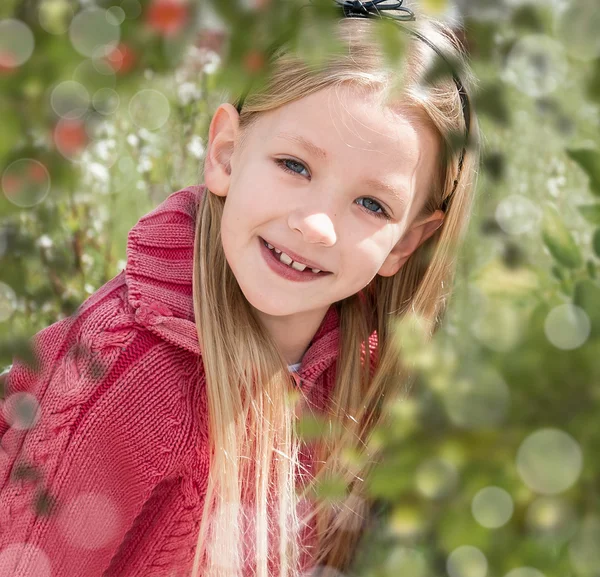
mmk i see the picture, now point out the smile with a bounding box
[259,237,331,282]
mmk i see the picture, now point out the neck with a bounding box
[253,306,330,366]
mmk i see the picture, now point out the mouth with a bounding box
[259,237,332,276]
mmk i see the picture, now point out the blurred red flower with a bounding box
[0,51,18,73]
[29,163,48,183]
[244,50,265,73]
[53,120,89,157]
[105,43,137,74]
[146,0,189,37]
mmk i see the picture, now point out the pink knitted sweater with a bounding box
[0,185,343,577]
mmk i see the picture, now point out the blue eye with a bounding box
[275,157,392,221]
[276,158,310,178]
[355,197,391,220]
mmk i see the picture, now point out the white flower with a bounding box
[138,128,158,142]
[137,155,153,173]
[127,134,140,147]
[37,234,53,249]
[94,139,116,161]
[203,51,221,75]
[88,162,110,183]
[187,135,205,159]
[177,82,201,106]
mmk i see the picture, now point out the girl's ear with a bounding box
[378,210,445,278]
[203,103,240,197]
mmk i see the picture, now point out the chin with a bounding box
[235,285,289,317]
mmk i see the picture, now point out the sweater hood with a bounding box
[124,185,340,388]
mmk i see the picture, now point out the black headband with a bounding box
[234,0,471,211]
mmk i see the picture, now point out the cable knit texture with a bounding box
[0,185,344,577]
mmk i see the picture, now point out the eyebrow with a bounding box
[274,131,408,208]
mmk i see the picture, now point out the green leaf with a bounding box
[377,18,409,68]
[312,475,348,503]
[474,82,510,125]
[586,57,600,104]
[296,413,339,442]
[541,205,583,269]
[577,204,600,225]
[593,229,600,259]
[566,147,600,196]
[574,280,600,339]
[0,337,39,372]
[422,52,463,87]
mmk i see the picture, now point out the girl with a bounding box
[0,2,479,576]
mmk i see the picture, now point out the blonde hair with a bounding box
[191,9,479,577]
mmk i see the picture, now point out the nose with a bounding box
[288,210,337,246]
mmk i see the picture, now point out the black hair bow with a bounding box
[336,0,416,21]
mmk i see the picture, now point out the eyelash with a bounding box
[275,158,392,221]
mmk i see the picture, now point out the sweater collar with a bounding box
[125,185,340,384]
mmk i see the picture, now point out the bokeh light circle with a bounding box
[51,80,90,119]
[415,457,459,499]
[525,496,578,542]
[2,159,51,207]
[516,428,583,495]
[69,8,121,58]
[447,545,488,577]
[502,34,568,98]
[129,89,171,130]
[57,492,122,550]
[443,366,510,429]
[38,0,74,35]
[389,505,428,539]
[2,392,41,430]
[0,543,52,577]
[93,88,120,115]
[121,0,142,19]
[472,486,514,529]
[107,6,126,25]
[556,0,600,61]
[73,58,116,93]
[471,300,522,353]
[0,19,35,69]
[495,194,542,235]
[0,282,17,322]
[504,568,546,577]
[544,304,590,350]
[385,547,429,577]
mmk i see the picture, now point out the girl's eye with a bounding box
[275,157,392,221]
[276,158,310,178]
[355,197,392,221]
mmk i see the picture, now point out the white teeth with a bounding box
[291,261,306,271]
[264,240,324,273]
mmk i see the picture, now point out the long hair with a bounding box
[191,10,480,577]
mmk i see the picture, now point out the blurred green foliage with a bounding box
[1,0,600,576]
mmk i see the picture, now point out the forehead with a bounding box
[247,84,440,207]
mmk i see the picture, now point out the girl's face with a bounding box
[204,84,443,321]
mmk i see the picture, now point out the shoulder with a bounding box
[3,271,204,476]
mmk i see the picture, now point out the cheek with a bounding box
[345,244,387,279]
